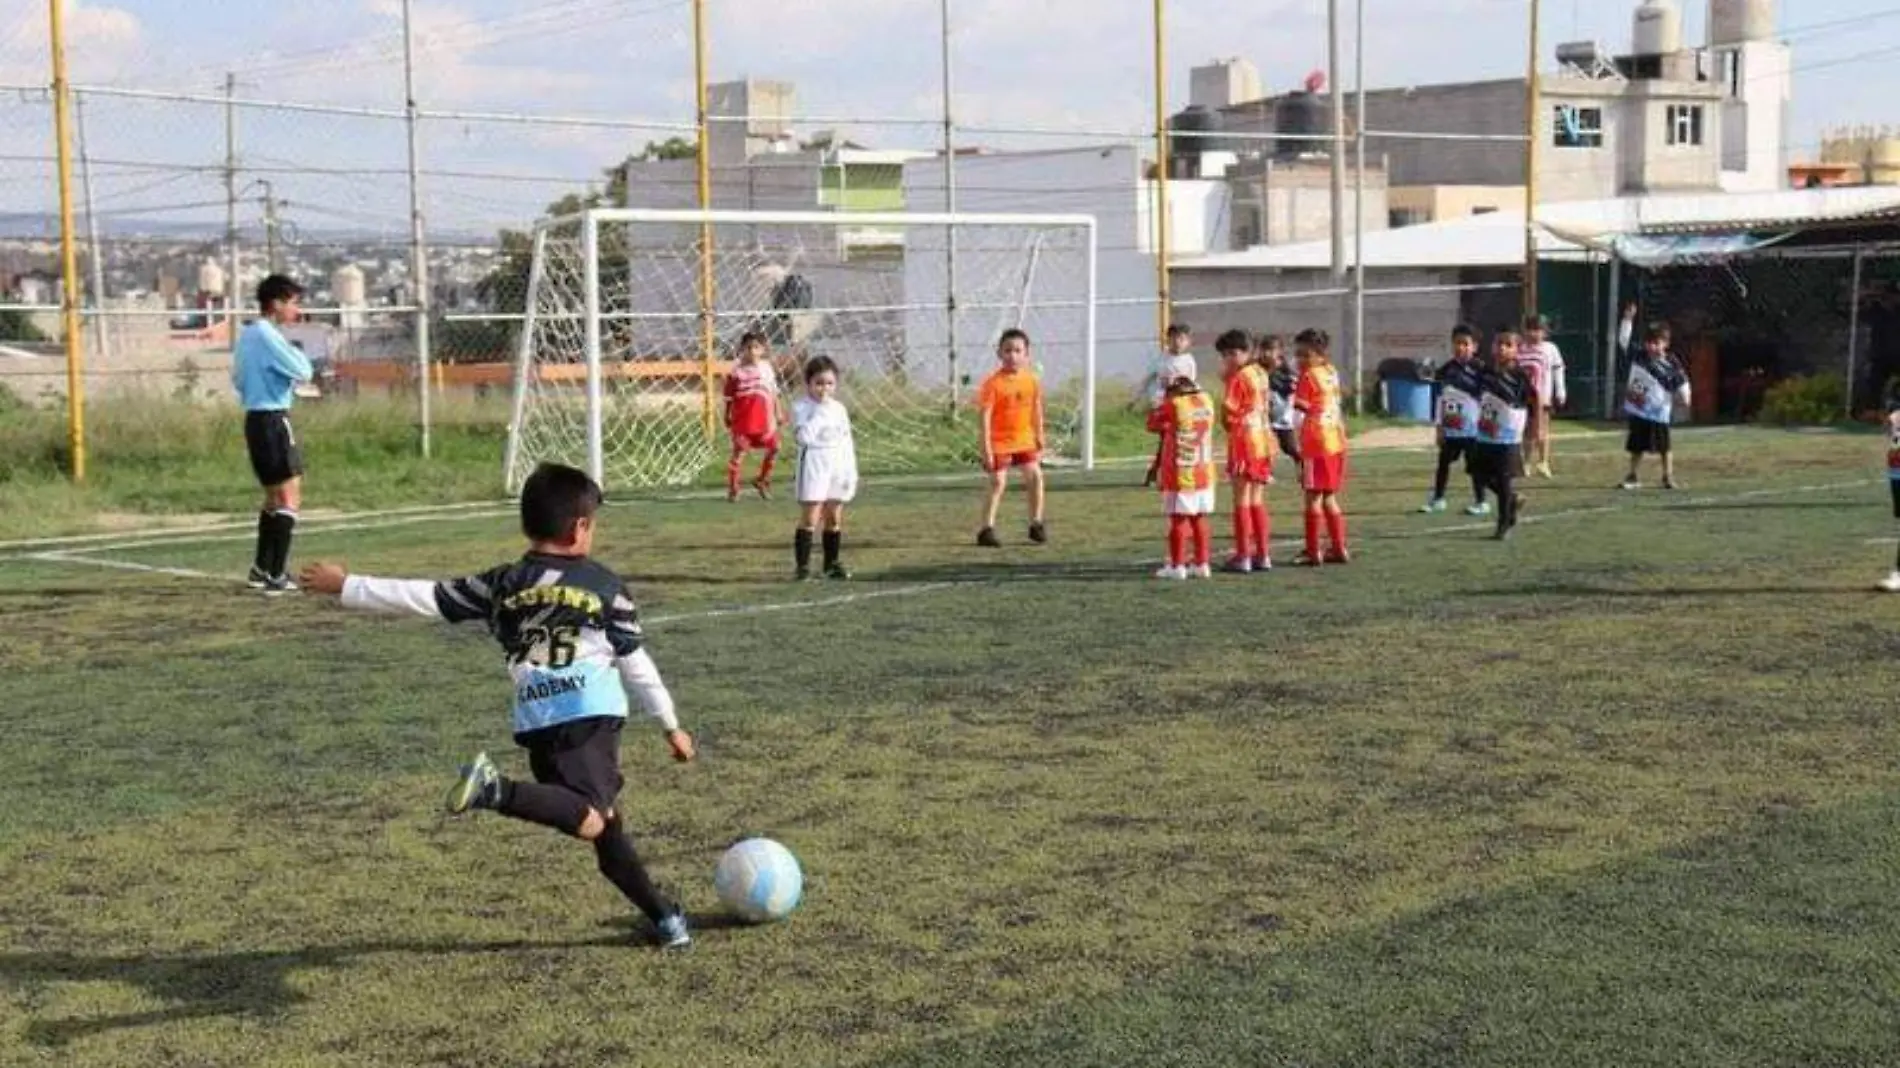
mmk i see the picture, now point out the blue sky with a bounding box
[3,0,1898,237]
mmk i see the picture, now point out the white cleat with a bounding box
[1879,572,1900,594]
[1153,565,1187,580]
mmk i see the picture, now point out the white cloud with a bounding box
[0,0,143,82]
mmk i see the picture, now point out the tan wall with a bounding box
[1388,185,1527,223]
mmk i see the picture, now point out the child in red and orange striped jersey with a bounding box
[1292,328,1351,566]
[1218,328,1277,572]
[1146,374,1219,579]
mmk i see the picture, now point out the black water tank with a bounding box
[1168,105,1217,178]
[1273,91,1326,160]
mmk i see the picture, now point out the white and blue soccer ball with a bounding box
[714,837,803,923]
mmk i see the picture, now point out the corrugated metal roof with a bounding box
[1175,187,1900,271]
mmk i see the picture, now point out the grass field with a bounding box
[2,426,1898,1067]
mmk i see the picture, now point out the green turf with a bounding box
[1,427,1897,1066]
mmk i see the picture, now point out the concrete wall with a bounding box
[1389,184,1526,224]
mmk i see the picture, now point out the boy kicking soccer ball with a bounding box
[1148,375,1218,579]
[791,356,858,581]
[976,329,1048,547]
[300,463,698,949]
[723,331,783,501]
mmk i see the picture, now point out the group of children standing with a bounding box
[1142,325,1351,577]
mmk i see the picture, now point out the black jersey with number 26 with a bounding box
[432,552,646,735]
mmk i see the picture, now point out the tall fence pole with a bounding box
[1603,252,1620,419]
[402,0,433,459]
[76,92,110,368]
[48,0,86,482]
[1847,245,1865,419]
[1351,0,1367,414]
[1522,0,1542,320]
[1152,0,1171,343]
[693,0,717,439]
[940,0,961,415]
[224,72,240,356]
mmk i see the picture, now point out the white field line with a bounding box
[1869,537,1898,546]
[1,426,1732,560]
[24,551,234,582]
[16,478,1877,633]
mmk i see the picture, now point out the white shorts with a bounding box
[796,449,858,503]
[1163,488,1215,516]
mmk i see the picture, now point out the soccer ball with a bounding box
[714,837,803,923]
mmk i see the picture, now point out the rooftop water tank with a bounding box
[1273,91,1326,160]
[1709,0,1775,47]
[1633,0,1682,56]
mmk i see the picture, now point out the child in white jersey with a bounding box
[792,356,859,581]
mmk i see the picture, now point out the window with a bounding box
[1389,208,1429,229]
[1553,105,1604,148]
[1666,104,1704,147]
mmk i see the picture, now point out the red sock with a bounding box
[1304,511,1322,557]
[1167,515,1189,566]
[1232,503,1254,560]
[758,447,777,483]
[726,453,743,495]
[1191,515,1211,566]
[1326,510,1348,552]
[1252,504,1271,560]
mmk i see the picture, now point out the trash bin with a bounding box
[1377,358,1435,423]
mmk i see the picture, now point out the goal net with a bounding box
[503,208,1097,491]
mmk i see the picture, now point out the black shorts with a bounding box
[1891,480,1899,519]
[244,410,304,487]
[1466,442,1523,481]
[1626,417,1671,456]
[516,716,624,812]
[1438,437,1475,466]
[1274,427,1301,462]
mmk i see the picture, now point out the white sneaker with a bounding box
[1464,501,1492,516]
[1190,563,1213,579]
[1154,565,1187,580]
[1879,572,1900,593]
[1419,498,1447,514]
[1618,479,1641,491]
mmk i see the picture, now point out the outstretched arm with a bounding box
[300,562,493,623]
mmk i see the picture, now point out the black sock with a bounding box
[253,512,272,574]
[495,778,591,834]
[823,530,841,569]
[1432,443,1454,499]
[1893,539,1899,572]
[1471,476,1488,506]
[265,511,297,578]
[794,528,813,572]
[594,816,675,924]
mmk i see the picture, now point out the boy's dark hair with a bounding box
[738,330,767,350]
[1165,375,1200,395]
[998,328,1030,348]
[1214,328,1252,355]
[257,274,303,311]
[803,355,839,382]
[1451,324,1477,342]
[1644,321,1670,344]
[1256,333,1285,353]
[1165,322,1192,341]
[1494,328,1522,345]
[1294,327,1329,349]
[520,463,603,543]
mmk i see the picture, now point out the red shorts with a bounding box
[731,432,779,452]
[984,449,1041,473]
[1227,445,1273,484]
[1301,453,1347,493]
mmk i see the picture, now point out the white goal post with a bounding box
[503,207,1098,492]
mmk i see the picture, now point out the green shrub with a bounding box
[1758,373,1846,426]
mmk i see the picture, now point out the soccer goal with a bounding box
[503,208,1098,491]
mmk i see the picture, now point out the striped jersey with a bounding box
[1223,363,1273,463]
[723,361,779,438]
[1295,363,1348,457]
[1147,388,1217,493]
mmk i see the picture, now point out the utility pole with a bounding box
[258,179,281,273]
[49,0,86,481]
[940,0,961,415]
[76,91,111,367]
[1152,0,1172,342]
[224,72,240,353]
[1523,0,1542,320]
[401,0,433,459]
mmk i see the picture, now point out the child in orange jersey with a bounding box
[1147,375,1218,579]
[1217,328,1276,573]
[1292,327,1351,566]
[975,329,1048,547]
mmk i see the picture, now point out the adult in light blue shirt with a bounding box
[233,274,312,594]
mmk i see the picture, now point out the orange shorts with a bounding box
[984,449,1041,473]
[1227,446,1273,484]
[1301,453,1347,493]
